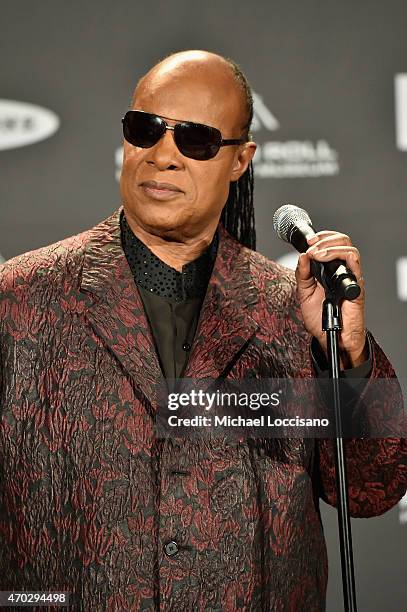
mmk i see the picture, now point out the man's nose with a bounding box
[146,130,184,171]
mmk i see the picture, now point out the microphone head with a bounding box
[273,204,312,243]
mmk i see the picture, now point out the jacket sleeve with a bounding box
[315,333,407,517]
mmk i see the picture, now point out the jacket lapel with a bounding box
[79,207,163,408]
[183,225,259,383]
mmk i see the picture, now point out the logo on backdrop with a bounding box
[251,92,339,179]
[114,91,339,181]
[251,92,280,131]
[115,146,123,182]
[396,257,407,302]
[276,252,298,270]
[395,74,407,151]
[399,492,407,525]
[0,100,59,151]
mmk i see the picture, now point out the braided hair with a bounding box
[220,58,256,250]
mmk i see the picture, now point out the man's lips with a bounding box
[139,180,184,201]
[140,181,182,193]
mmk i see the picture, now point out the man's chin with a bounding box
[137,216,196,242]
[145,224,194,242]
[122,204,207,242]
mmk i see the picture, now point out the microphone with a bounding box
[273,204,361,301]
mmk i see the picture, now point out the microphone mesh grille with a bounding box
[273,205,312,242]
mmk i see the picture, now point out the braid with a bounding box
[220,161,255,250]
[220,58,256,250]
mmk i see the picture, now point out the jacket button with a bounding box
[182,342,191,351]
[164,540,179,557]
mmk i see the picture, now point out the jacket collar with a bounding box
[80,206,259,407]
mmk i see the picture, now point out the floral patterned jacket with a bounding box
[0,206,406,612]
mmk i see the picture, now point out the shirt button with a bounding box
[182,342,191,351]
[164,540,179,557]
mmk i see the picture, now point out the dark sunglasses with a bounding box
[122,110,246,161]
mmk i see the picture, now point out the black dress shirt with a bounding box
[120,210,218,380]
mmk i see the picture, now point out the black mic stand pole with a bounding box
[322,292,357,612]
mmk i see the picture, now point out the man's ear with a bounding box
[230,141,257,181]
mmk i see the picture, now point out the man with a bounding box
[0,50,406,611]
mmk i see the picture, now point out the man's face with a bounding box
[120,60,256,241]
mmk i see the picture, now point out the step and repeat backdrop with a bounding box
[1,1,406,610]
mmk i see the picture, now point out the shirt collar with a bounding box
[120,209,218,302]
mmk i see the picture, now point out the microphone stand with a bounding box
[322,292,357,612]
[272,204,362,610]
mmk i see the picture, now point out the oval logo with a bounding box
[0,99,60,151]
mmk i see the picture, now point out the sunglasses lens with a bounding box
[122,112,224,160]
[175,123,221,160]
[123,111,164,148]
